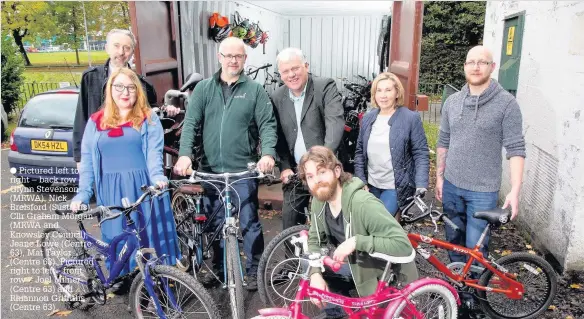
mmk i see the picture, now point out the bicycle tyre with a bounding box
[477,252,557,319]
[226,233,246,319]
[257,225,310,307]
[129,264,221,319]
[171,191,196,272]
[41,227,96,310]
[391,283,458,319]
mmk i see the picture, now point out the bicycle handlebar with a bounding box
[399,194,461,232]
[184,162,274,182]
[152,106,185,119]
[55,186,165,223]
[323,256,342,272]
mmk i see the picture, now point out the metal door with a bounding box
[388,1,424,110]
[129,1,182,106]
[498,12,525,97]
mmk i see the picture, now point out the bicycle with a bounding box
[246,63,283,93]
[158,72,205,179]
[40,186,220,319]
[170,162,275,319]
[253,230,459,319]
[399,195,558,319]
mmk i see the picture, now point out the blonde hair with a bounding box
[298,146,352,185]
[100,68,151,130]
[370,72,405,108]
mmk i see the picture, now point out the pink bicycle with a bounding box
[254,231,460,319]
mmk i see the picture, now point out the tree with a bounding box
[1,1,55,66]
[87,1,130,36]
[51,2,87,65]
[420,2,486,88]
[1,32,25,115]
[51,1,130,64]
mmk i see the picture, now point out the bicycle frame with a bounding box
[176,173,253,286]
[408,231,524,299]
[258,261,459,319]
[52,205,181,319]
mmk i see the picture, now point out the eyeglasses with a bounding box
[220,53,246,61]
[112,83,137,93]
[464,61,492,67]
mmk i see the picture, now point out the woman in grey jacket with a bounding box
[354,72,429,216]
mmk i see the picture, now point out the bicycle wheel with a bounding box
[226,233,246,319]
[392,284,458,319]
[41,228,97,310]
[171,191,196,272]
[257,225,309,307]
[129,264,221,319]
[477,252,557,319]
[257,225,323,318]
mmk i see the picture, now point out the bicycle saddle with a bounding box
[178,184,205,195]
[473,208,511,226]
[370,250,416,264]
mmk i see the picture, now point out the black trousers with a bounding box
[281,180,310,230]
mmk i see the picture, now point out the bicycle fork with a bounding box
[136,248,181,319]
[222,216,246,288]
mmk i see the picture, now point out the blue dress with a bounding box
[97,126,180,275]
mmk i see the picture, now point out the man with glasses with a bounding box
[270,48,345,231]
[174,37,277,291]
[435,45,526,288]
[73,29,180,169]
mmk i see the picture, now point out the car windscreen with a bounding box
[19,93,78,129]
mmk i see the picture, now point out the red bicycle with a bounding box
[400,195,558,319]
[254,230,459,319]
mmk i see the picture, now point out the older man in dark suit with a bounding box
[271,48,345,230]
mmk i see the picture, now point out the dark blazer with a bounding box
[354,107,429,207]
[271,75,345,171]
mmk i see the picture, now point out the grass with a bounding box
[23,71,83,84]
[423,121,440,152]
[27,51,109,66]
[423,121,440,188]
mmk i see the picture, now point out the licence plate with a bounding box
[31,140,68,152]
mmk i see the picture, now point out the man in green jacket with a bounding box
[298,146,418,309]
[174,37,278,290]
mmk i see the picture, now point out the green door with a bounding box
[498,13,525,96]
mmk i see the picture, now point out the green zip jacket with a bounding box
[308,177,419,297]
[178,69,277,173]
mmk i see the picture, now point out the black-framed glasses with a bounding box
[220,53,246,61]
[464,61,492,67]
[112,83,137,93]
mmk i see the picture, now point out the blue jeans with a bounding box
[442,179,498,263]
[202,178,264,275]
[368,185,399,216]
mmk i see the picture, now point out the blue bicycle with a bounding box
[40,186,220,319]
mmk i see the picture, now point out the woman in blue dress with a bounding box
[70,67,180,292]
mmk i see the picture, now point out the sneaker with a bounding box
[200,266,224,287]
[246,275,257,291]
[111,278,132,295]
